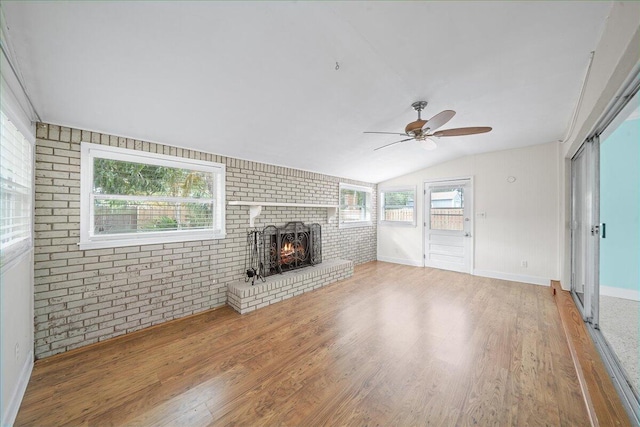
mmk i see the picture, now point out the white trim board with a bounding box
[378,259,553,285]
[599,285,640,301]
[473,269,550,286]
[2,350,33,427]
[376,256,423,267]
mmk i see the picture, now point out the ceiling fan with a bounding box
[365,101,492,151]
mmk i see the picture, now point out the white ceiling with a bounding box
[3,1,612,183]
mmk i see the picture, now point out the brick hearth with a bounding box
[227,259,353,314]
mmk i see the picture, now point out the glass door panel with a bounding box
[571,145,588,306]
[598,96,639,399]
[571,140,597,319]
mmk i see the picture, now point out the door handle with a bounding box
[464,232,471,237]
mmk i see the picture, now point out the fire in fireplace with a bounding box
[262,222,321,277]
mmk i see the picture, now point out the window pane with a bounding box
[94,199,213,235]
[342,206,368,222]
[341,190,370,222]
[339,184,372,225]
[0,111,32,263]
[340,188,355,206]
[430,187,463,231]
[383,190,414,222]
[93,159,213,198]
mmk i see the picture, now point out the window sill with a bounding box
[338,221,373,229]
[1,244,33,274]
[379,221,417,227]
[78,230,226,250]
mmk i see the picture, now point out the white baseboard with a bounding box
[376,261,553,286]
[376,256,423,267]
[600,285,640,301]
[2,350,33,427]
[473,269,550,286]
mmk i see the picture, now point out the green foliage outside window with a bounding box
[93,159,213,198]
[383,190,413,208]
[92,159,215,234]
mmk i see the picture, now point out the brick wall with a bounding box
[34,123,377,358]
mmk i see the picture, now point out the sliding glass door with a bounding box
[597,91,639,416]
[571,84,639,423]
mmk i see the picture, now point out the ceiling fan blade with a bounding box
[431,127,492,137]
[373,138,413,151]
[364,131,408,136]
[420,138,437,151]
[422,110,456,132]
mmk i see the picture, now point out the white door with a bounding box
[424,179,473,273]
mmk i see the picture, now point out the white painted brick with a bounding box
[82,301,112,312]
[115,319,141,331]
[85,327,115,341]
[34,125,375,358]
[68,270,100,280]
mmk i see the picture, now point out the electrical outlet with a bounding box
[521,260,528,268]
[14,343,19,360]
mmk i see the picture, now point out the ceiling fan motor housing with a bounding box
[405,120,427,137]
[406,101,430,137]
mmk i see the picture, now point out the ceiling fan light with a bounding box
[420,139,437,151]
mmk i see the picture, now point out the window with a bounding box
[430,186,464,231]
[380,187,416,226]
[339,183,372,228]
[80,142,225,249]
[0,111,33,268]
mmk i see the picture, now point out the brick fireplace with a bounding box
[262,222,322,277]
[230,222,352,314]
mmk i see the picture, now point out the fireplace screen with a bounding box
[262,222,321,277]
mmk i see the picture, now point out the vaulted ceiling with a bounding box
[2,1,612,182]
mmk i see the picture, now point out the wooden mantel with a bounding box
[227,201,338,227]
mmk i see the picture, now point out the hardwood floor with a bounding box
[551,281,631,426]
[16,261,591,426]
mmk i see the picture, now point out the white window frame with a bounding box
[379,186,417,227]
[0,106,34,271]
[80,142,225,250]
[339,183,373,229]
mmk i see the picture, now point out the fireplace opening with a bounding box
[262,222,321,277]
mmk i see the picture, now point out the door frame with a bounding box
[570,139,600,323]
[423,176,474,274]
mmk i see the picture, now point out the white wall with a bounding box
[558,1,640,289]
[1,253,35,426]
[378,2,640,291]
[378,142,559,285]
